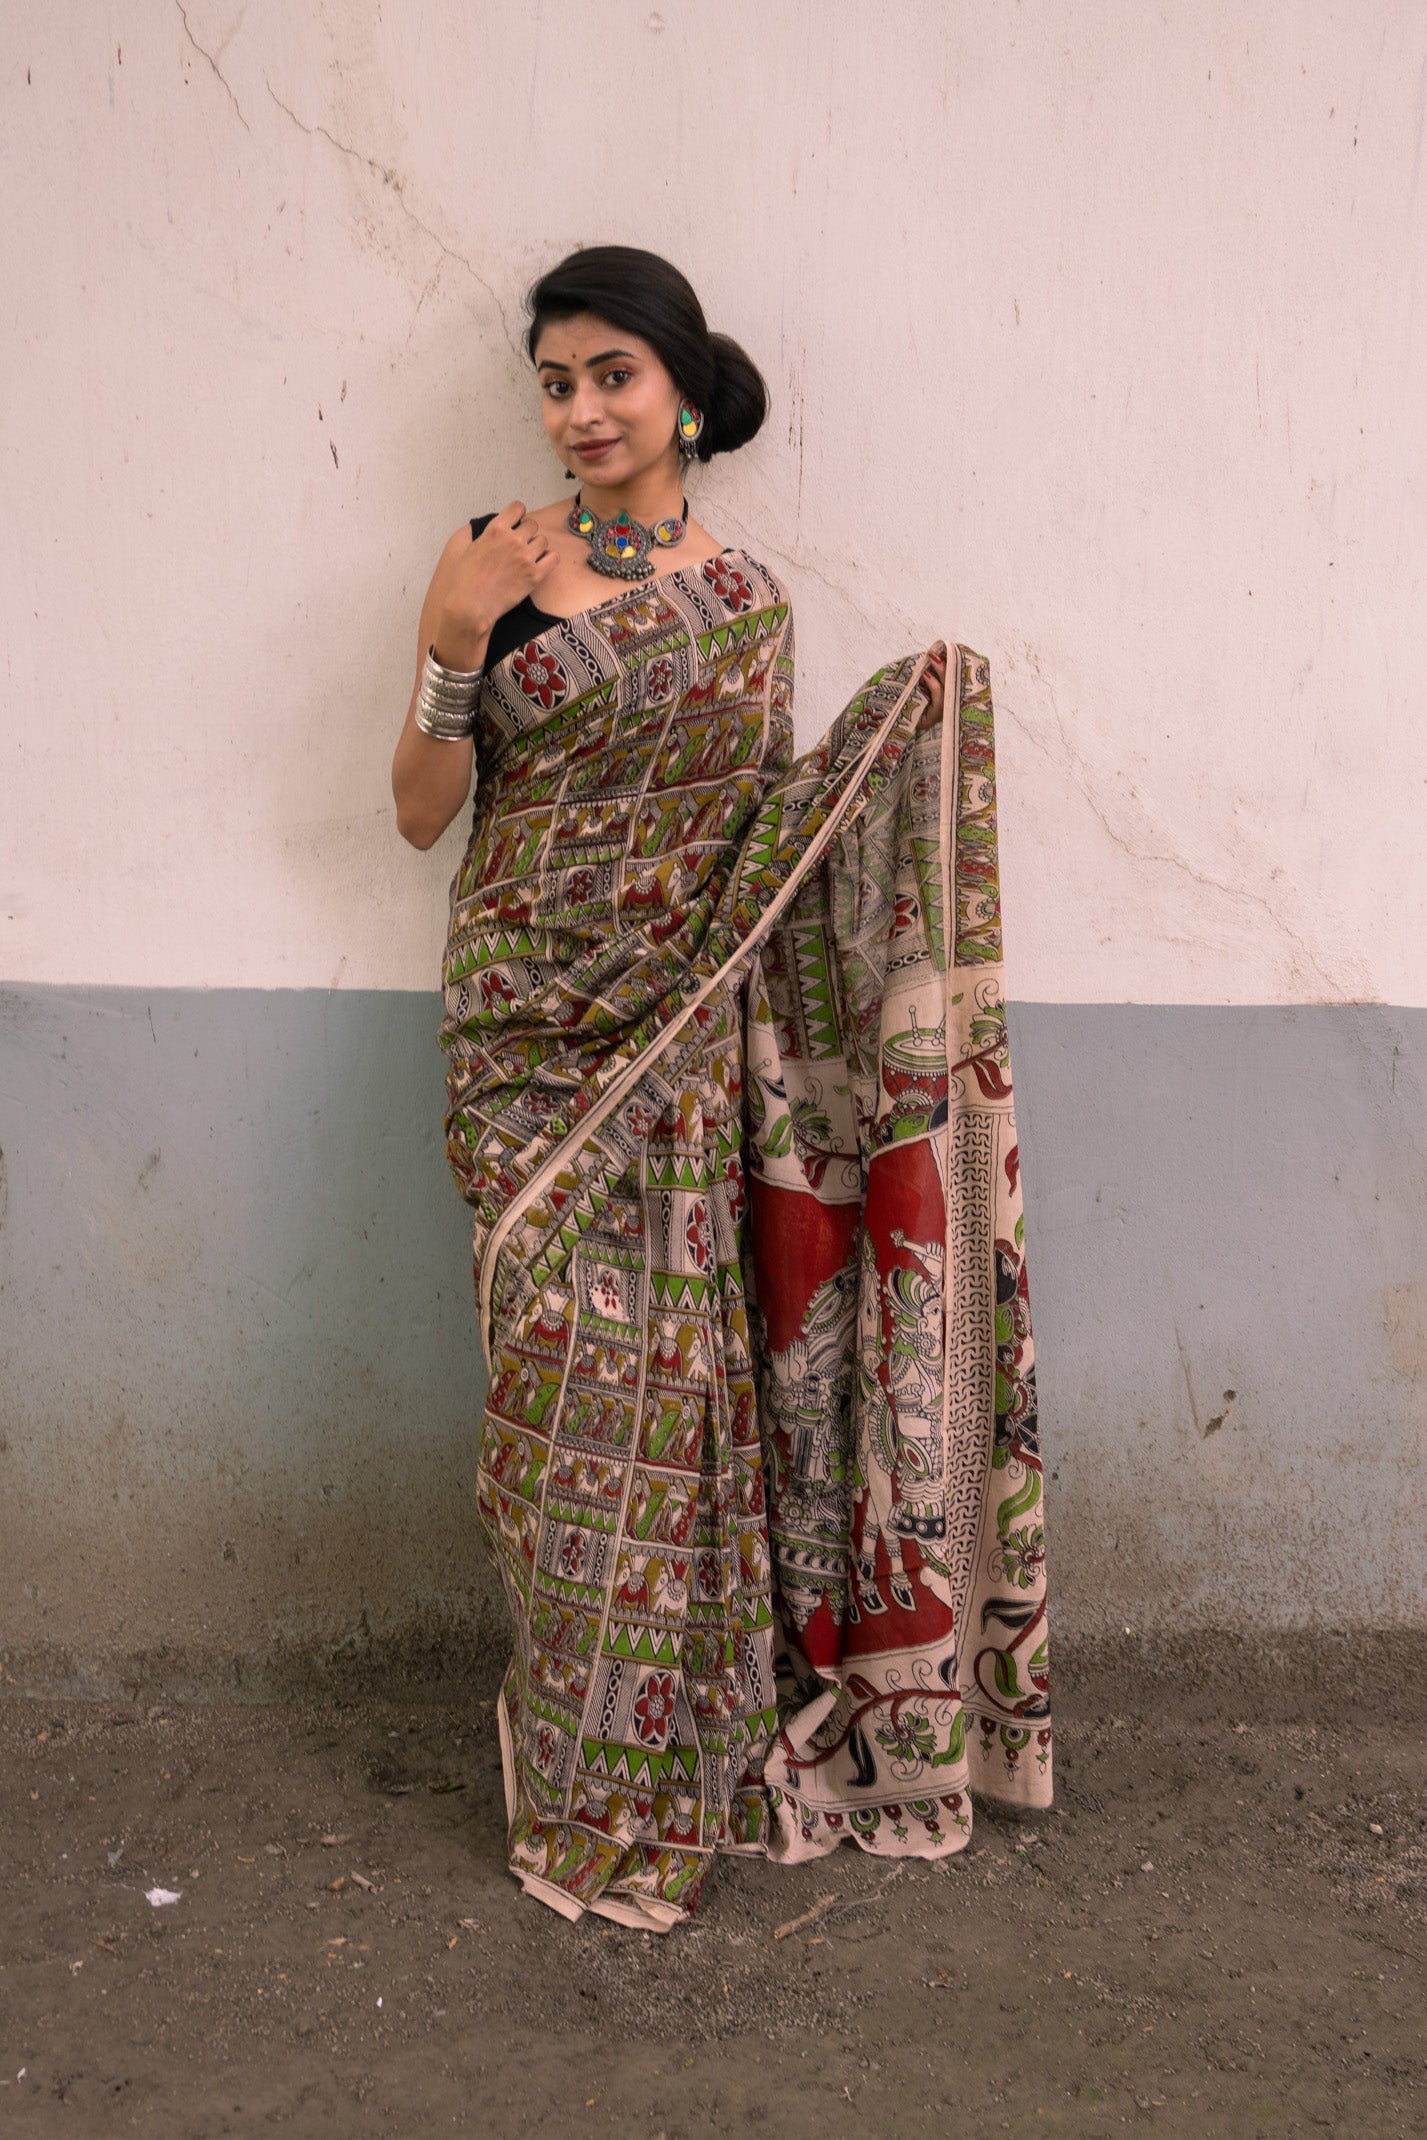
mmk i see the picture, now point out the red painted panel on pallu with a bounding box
[749,1132,957,1675]
[845,1135,956,1662]
[748,1177,860,1354]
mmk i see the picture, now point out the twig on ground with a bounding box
[773,1892,841,1941]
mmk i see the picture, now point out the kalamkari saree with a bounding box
[438,550,1049,1929]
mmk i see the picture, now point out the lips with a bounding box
[573,439,618,459]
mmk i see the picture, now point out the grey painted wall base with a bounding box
[0,986,497,1705]
[1,987,1424,1703]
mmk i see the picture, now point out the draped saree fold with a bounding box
[438,551,1049,1928]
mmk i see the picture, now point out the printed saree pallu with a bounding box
[439,551,1049,1929]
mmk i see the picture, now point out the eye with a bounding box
[602,368,633,387]
[543,379,571,398]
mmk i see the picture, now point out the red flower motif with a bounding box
[558,1531,586,1578]
[722,1153,745,1225]
[478,968,518,1013]
[684,1200,709,1269]
[632,1671,677,1746]
[512,642,569,710]
[535,1723,557,1771]
[646,654,676,700]
[702,558,754,612]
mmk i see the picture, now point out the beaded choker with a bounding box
[569,495,688,581]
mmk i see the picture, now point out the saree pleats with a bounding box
[439,555,1049,1924]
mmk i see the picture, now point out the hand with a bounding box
[917,647,948,730]
[434,501,561,665]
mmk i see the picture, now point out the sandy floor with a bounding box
[2,1639,1424,2138]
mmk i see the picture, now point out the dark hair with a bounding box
[525,245,768,462]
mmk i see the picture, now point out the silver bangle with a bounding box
[415,645,482,740]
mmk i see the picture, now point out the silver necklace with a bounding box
[568,495,689,581]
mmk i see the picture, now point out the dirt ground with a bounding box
[2,1637,1424,2139]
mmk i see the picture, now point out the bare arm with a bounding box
[391,528,483,849]
[391,503,561,850]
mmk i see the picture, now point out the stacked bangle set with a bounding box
[415,645,482,740]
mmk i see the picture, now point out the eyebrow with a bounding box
[535,348,638,372]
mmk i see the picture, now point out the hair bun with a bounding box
[701,332,768,460]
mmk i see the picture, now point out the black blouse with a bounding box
[468,512,566,673]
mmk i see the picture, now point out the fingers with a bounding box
[505,506,548,555]
[489,500,551,564]
[916,651,946,733]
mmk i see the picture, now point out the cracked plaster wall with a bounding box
[2,0,1424,1006]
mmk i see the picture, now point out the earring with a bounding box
[677,401,704,459]
[564,467,577,482]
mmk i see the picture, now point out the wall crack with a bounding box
[175,2,249,132]
[1011,658,1358,1003]
[262,77,518,355]
[768,544,883,638]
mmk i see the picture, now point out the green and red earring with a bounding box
[677,401,704,459]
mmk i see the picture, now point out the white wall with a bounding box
[3,0,1425,1006]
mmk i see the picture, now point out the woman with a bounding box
[391,247,1048,1930]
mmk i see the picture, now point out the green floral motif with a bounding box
[998,1523,1046,1590]
[994,1649,1023,1701]
[788,1096,835,1146]
[968,1007,1009,1060]
[875,1708,938,1764]
[930,1706,968,1768]
[760,1111,794,1158]
[996,1463,1041,1533]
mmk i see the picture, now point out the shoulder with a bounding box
[434,520,480,572]
[527,500,573,533]
[416,522,477,622]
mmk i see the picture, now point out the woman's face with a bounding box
[533,312,683,487]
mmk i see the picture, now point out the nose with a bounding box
[567,377,605,428]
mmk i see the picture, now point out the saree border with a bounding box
[936,658,1002,1664]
